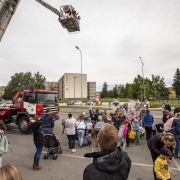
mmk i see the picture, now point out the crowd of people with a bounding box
[0,100,180,180]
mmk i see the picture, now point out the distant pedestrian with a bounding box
[134,101,140,118]
[124,102,128,112]
[164,102,171,112]
[142,109,154,141]
[162,103,165,115]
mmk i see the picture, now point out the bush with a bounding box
[149,102,162,108]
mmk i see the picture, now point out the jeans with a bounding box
[174,135,180,156]
[42,127,52,133]
[67,134,75,149]
[34,146,43,165]
[77,129,85,146]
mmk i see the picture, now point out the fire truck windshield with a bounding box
[37,93,58,104]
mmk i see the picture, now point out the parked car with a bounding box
[112,99,119,106]
[74,101,82,105]
[67,101,74,105]
[86,99,93,105]
[0,102,13,107]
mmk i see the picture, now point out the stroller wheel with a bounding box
[58,149,63,154]
[44,154,48,159]
[53,154,57,160]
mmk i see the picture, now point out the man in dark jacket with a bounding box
[41,109,54,133]
[83,124,131,180]
[112,110,124,130]
[142,109,154,141]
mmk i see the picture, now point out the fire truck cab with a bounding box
[0,89,59,133]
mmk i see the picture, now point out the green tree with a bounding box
[112,84,118,98]
[172,68,180,97]
[101,82,108,98]
[2,72,46,100]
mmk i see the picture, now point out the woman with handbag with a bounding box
[76,114,87,148]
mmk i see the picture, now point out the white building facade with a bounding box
[58,73,87,100]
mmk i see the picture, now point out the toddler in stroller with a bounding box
[43,133,63,160]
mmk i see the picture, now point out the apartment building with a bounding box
[58,73,87,100]
[87,82,96,99]
[45,81,59,92]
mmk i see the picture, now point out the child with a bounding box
[130,112,135,125]
[154,146,172,180]
[62,119,65,134]
[118,120,129,151]
[83,134,92,146]
[133,119,141,145]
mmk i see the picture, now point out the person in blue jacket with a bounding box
[142,109,154,141]
[83,134,92,146]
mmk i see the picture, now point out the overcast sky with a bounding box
[0,0,180,91]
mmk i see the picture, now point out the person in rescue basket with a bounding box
[83,124,131,180]
[41,109,54,133]
[29,116,46,170]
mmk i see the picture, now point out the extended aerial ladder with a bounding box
[0,0,80,41]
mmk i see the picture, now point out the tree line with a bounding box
[101,68,180,100]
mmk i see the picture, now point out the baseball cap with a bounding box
[160,146,171,157]
[124,120,129,124]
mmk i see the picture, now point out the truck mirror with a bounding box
[28,97,35,104]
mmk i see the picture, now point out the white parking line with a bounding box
[59,153,180,171]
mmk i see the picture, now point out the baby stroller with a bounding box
[43,133,63,160]
[155,123,164,133]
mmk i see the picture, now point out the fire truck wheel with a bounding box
[18,116,31,133]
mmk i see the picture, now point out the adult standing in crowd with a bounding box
[142,109,154,141]
[164,102,171,112]
[41,109,54,133]
[0,120,7,168]
[76,114,87,148]
[124,102,128,112]
[162,110,169,124]
[134,101,141,118]
[29,116,46,170]
[65,113,76,153]
[148,133,176,180]
[171,112,180,159]
[83,124,131,180]
[112,110,124,130]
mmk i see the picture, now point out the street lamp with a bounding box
[73,77,77,114]
[153,82,157,100]
[138,79,143,107]
[139,57,145,102]
[75,46,83,113]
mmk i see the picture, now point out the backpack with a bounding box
[0,133,9,154]
[164,117,174,132]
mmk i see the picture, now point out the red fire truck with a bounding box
[0,88,59,133]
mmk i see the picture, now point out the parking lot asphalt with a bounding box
[3,112,180,180]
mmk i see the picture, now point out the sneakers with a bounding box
[71,149,76,153]
[174,156,180,159]
[89,145,93,147]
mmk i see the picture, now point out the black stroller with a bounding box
[43,133,63,160]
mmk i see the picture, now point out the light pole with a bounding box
[73,77,77,113]
[153,82,157,100]
[75,46,83,113]
[139,79,142,107]
[139,57,145,102]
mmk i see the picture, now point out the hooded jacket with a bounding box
[83,147,131,180]
[142,113,154,127]
[41,114,54,128]
[31,121,46,147]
